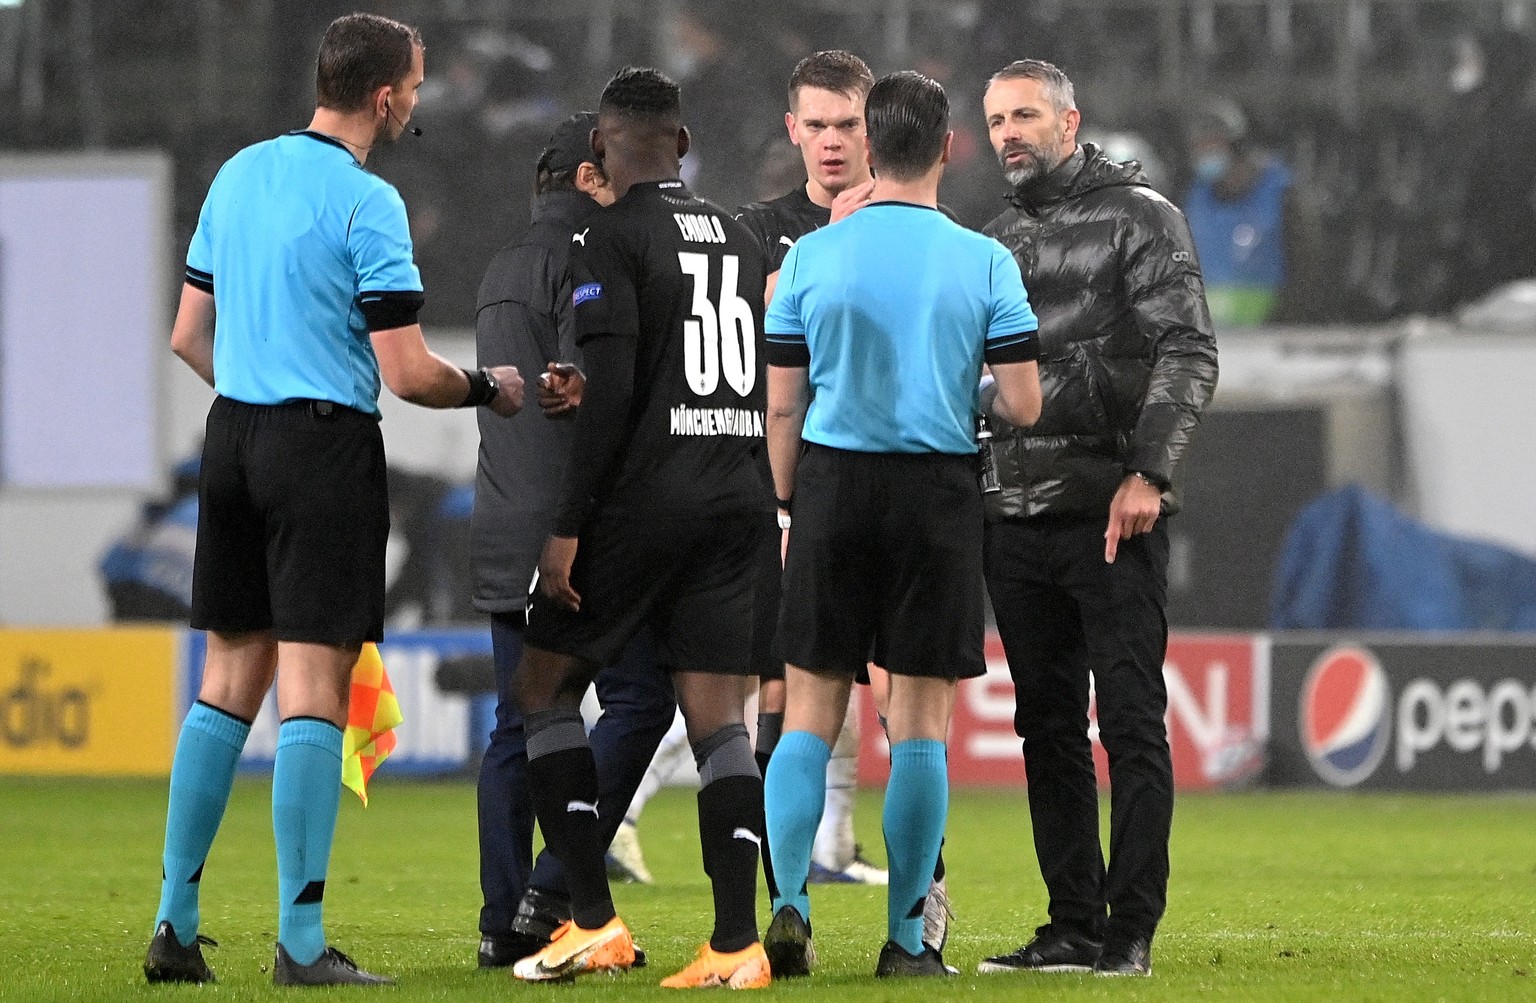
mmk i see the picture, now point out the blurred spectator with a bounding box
[98,457,202,622]
[668,8,781,209]
[394,26,563,328]
[750,137,808,203]
[1437,28,1536,310]
[1180,97,1324,327]
[1080,129,1170,193]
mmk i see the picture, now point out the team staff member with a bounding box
[975,59,1217,979]
[470,112,677,968]
[509,66,772,990]
[763,70,1041,979]
[143,13,523,989]
[735,50,889,902]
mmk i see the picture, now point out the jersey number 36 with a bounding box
[678,251,756,398]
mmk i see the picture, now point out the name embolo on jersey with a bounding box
[570,180,768,520]
[735,186,831,273]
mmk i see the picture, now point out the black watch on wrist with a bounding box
[458,367,499,408]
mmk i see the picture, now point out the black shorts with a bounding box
[777,444,986,680]
[525,510,759,675]
[190,396,389,645]
[751,512,785,681]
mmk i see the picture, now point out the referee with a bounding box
[144,13,521,988]
[735,49,889,898]
[761,70,1042,978]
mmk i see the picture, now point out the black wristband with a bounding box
[457,368,499,408]
[776,495,793,513]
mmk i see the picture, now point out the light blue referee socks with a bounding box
[884,739,948,956]
[155,701,251,945]
[763,730,831,923]
[272,717,344,966]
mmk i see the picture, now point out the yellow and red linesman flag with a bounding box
[342,642,403,806]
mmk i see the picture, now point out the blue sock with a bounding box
[763,730,829,923]
[272,718,343,965]
[884,739,948,955]
[155,702,250,944]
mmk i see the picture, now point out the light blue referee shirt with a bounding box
[764,202,1037,455]
[185,131,423,414]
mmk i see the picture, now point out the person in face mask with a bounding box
[1179,98,1321,328]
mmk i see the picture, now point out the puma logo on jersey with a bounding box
[732,827,762,847]
[778,235,794,248]
[567,800,599,816]
[674,212,727,244]
[572,228,589,246]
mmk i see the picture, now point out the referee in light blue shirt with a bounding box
[145,13,523,990]
[760,71,1043,978]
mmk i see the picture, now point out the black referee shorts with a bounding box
[190,396,389,646]
[777,443,986,680]
[524,510,759,675]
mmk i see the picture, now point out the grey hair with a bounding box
[987,59,1076,114]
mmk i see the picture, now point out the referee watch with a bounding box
[458,367,500,408]
[776,496,793,530]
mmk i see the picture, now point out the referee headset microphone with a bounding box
[384,98,423,137]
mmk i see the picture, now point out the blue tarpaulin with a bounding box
[1271,485,1536,630]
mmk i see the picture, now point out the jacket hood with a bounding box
[1007,142,1149,214]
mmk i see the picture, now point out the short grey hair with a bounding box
[987,59,1076,114]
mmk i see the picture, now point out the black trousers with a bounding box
[983,514,1173,942]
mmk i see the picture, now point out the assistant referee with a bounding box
[144,13,522,989]
[761,70,1043,979]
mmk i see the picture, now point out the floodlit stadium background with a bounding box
[3,0,1536,796]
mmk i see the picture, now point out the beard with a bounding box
[998,140,1057,187]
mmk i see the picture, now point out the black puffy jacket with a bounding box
[981,144,1218,521]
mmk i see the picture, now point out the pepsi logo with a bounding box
[1299,646,1391,787]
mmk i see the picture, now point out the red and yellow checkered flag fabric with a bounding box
[342,642,403,806]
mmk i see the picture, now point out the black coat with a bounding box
[981,144,1218,521]
[470,190,599,612]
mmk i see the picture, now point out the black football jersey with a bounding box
[559,180,768,528]
[736,186,831,273]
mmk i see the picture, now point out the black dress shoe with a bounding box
[510,886,571,942]
[273,943,394,986]
[874,940,958,977]
[978,922,1103,973]
[478,931,548,968]
[1094,935,1152,977]
[143,921,216,984]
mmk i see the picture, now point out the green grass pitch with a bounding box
[2,777,1533,1000]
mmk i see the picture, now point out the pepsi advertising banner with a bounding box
[1266,635,1536,791]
